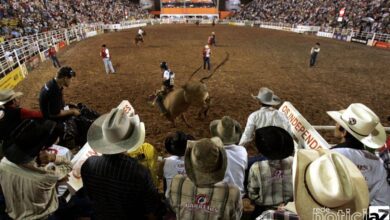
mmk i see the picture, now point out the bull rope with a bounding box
[200,52,230,83]
[187,65,203,81]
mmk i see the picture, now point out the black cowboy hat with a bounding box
[164,131,194,156]
[3,119,59,164]
[255,126,294,160]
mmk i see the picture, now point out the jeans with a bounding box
[203,57,210,70]
[309,53,318,67]
[51,56,61,68]
[103,58,115,74]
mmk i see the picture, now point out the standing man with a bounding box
[48,44,61,68]
[327,103,390,205]
[309,42,320,67]
[239,87,291,146]
[208,32,216,46]
[81,108,164,219]
[39,66,80,122]
[100,44,115,74]
[203,45,211,71]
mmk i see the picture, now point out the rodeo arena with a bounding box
[0,0,390,219]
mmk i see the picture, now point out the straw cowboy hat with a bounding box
[327,103,386,149]
[251,87,281,105]
[255,126,294,160]
[4,119,58,164]
[87,108,145,154]
[185,137,227,187]
[205,45,209,49]
[0,89,23,105]
[293,149,369,220]
[210,116,242,145]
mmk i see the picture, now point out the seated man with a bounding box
[0,119,72,220]
[169,137,242,220]
[0,89,43,143]
[247,126,294,219]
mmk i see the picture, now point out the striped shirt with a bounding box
[169,175,242,220]
[81,154,161,219]
[247,157,293,206]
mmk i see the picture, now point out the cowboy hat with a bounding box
[205,45,209,49]
[3,119,58,164]
[0,89,23,105]
[210,116,242,145]
[87,108,145,155]
[165,131,194,156]
[294,149,369,220]
[255,126,294,160]
[185,137,227,187]
[251,87,281,105]
[327,103,386,149]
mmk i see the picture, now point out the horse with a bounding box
[134,34,144,46]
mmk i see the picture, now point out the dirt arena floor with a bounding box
[16,24,390,154]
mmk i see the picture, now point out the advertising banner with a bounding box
[279,102,330,149]
[0,67,25,89]
[351,37,368,44]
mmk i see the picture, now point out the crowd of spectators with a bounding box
[0,0,149,41]
[234,0,390,33]
[0,81,389,219]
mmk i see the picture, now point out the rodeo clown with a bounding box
[152,61,175,116]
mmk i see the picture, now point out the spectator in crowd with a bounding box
[203,44,211,70]
[169,137,243,220]
[327,103,390,205]
[128,142,159,186]
[100,44,115,74]
[48,44,61,68]
[4,50,13,69]
[81,108,164,219]
[309,42,321,67]
[0,119,72,220]
[39,66,80,121]
[210,116,248,196]
[247,126,294,219]
[239,87,291,146]
[162,131,194,198]
[0,89,43,144]
[258,149,369,220]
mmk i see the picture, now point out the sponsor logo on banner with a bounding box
[351,37,368,44]
[279,102,330,149]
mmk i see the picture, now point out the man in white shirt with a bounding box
[210,116,247,197]
[203,45,211,70]
[239,87,291,147]
[327,103,390,205]
[100,44,115,74]
[154,61,174,116]
[162,131,194,198]
[309,42,320,67]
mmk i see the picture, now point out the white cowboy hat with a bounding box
[251,87,281,105]
[327,103,386,149]
[205,45,209,49]
[185,137,227,187]
[210,116,242,145]
[87,108,145,154]
[0,89,23,105]
[294,149,369,220]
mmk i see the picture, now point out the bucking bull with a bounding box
[160,53,229,127]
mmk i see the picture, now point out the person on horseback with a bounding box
[135,27,146,46]
[153,61,175,116]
